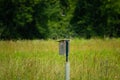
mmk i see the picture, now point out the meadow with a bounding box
[0,39,120,80]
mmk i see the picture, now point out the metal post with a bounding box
[65,62,70,80]
[65,40,70,80]
[66,41,69,62]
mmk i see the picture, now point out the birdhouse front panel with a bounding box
[59,41,66,55]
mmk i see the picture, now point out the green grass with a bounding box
[0,39,120,80]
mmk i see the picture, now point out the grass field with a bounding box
[0,39,120,80]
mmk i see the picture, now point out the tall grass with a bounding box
[0,39,120,80]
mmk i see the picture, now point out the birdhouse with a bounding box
[58,40,69,55]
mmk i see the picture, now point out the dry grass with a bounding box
[0,39,120,80]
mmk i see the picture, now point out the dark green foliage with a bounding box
[0,0,49,40]
[0,0,120,40]
[70,0,120,39]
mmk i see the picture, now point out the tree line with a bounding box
[0,0,120,40]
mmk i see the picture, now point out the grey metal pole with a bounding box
[65,40,70,80]
[65,62,70,80]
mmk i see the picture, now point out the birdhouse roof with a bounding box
[57,39,70,42]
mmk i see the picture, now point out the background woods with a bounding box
[0,0,120,39]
